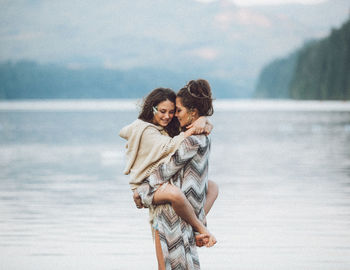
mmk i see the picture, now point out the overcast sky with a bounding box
[196,0,327,5]
[1,0,347,90]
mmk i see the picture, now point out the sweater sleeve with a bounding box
[141,127,185,158]
[147,136,200,188]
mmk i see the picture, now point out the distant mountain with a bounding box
[254,51,298,99]
[0,0,348,97]
[0,61,246,99]
[254,17,350,100]
[289,18,350,100]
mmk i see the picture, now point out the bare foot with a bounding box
[205,233,217,247]
[195,233,209,247]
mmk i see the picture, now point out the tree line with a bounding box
[254,17,350,100]
[0,61,247,99]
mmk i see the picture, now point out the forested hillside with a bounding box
[289,18,350,99]
[0,61,245,99]
[0,61,180,99]
[254,17,350,100]
[254,52,298,99]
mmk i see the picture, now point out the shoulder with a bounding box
[142,123,164,136]
[134,119,159,130]
[121,119,160,134]
[185,134,209,146]
[120,119,161,141]
[180,135,208,151]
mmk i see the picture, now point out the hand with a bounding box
[187,116,206,134]
[133,190,144,209]
[203,122,213,135]
[187,116,213,135]
[195,233,209,247]
[205,233,217,248]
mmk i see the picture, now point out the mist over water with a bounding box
[0,100,350,270]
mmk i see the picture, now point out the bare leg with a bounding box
[204,180,219,216]
[153,184,216,247]
[155,230,165,270]
[196,180,219,247]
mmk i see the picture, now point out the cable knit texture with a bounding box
[119,119,185,190]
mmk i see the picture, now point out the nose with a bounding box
[164,113,170,119]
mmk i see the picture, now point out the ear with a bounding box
[191,108,199,117]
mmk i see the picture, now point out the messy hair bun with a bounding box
[177,79,214,116]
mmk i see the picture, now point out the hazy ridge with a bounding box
[0,0,349,99]
[255,17,350,100]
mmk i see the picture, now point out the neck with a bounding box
[184,115,199,130]
[191,116,199,123]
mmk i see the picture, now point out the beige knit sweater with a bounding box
[119,119,185,190]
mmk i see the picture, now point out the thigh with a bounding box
[153,183,182,205]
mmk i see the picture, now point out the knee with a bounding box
[208,180,219,199]
[167,185,185,203]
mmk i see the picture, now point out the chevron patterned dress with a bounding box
[140,135,210,270]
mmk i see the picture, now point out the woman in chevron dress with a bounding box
[141,79,216,269]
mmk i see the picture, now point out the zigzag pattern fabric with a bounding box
[147,135,210,270]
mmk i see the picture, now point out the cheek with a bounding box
[179,112,186,120]
[155,114,162,122]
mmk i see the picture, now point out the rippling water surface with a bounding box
[0,100,350,270]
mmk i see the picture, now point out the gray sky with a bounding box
[196,0,327,5]
[0,0,348,93]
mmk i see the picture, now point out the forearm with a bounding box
[147,152,186,187]
[148,138,199,188]
[187,116,213,135]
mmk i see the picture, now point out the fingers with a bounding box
[133,191,144,209]
[134,198,143,208]
[192,128,204,135]
[195,233,210,247]
[204,127,211,135]
[187,125,205,134]
[195,232,217,248]
[135,200,143,208]
[195,238,204,247]
[205,235,217,247]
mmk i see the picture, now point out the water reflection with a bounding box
[0,107,350,269]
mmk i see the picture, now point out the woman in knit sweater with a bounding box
[119,88,218,246]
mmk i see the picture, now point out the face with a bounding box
[175,97,192,127]
[152,99,175,127]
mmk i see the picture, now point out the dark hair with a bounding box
[177,79,214,116]
[138,87,180,137]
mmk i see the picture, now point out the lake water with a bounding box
[0,100,350,270]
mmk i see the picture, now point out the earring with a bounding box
[152,106,158,115]
[187,114,193,123]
